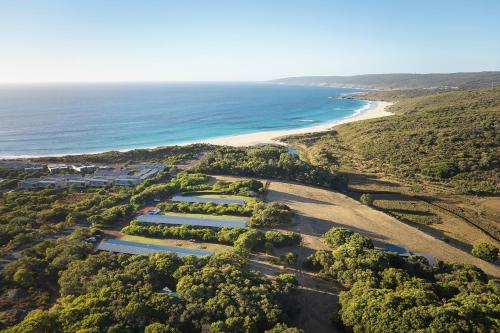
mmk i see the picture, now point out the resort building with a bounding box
[71,164,96,173]
[47,164,69,173]
[18,163,166,190]
[96,239,213,257]
[171,195,246,205]
[0,161,45,171]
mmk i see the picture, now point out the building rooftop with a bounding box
[136,214,247,229]
[171,195,246,205]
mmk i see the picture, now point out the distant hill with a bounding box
[270,72,500,90]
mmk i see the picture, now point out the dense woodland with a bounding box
[285,88,500,194]
[192,146,349,190]
[32,144,212,165]
[4,249,300,333]
[305,227,499,332]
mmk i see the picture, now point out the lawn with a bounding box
[120,235,230,253]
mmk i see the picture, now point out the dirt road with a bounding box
[266,180,500,278]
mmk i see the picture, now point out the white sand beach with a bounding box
[2,101,392,159]
[202,101,393,146]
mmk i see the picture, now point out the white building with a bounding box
[47,164,69,173]
[71,164,96,173]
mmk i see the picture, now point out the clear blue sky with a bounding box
[1,0,499,82]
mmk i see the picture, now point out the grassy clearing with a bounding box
[373,199,442,225]
[120,235,230,253]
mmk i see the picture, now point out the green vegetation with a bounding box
[158,200,254,216]
[286,88,500,194]
[471,243,499,262]
[211,178,264,195]
[122,222,301,252]
[359,193,374,206]
[0,169,49,191]
[1,229,96,327]
[304,227,500,332]
[0,186,132,255]
[249,202,293,227]
[280,252,299,266]
[130,173,210,206]
[34,143,211,165]
[4,250,301,332]
[192,146,348,190]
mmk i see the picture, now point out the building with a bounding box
[0,161,45,171]
[18,178,42,190]
[136,214,247,229]
[18,163,166,190]
[113,177,141,186]
[71,164,96,173]
[171,195,246,205]
[47,164,69,173]
[96,239,213,257]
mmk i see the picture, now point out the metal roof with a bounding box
[136,214,247,229]
[96,239,213,257]
[171,195,246,205]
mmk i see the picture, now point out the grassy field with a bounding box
[120,234,230,253]
[283,87,500,248]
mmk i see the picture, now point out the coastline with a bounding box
[201,100,393,146]
[0,100,393,159]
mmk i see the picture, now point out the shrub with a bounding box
[360,193,374,206]
[250,202,293,227]
[471,242,499,262]
[281,252,299,266]
[323,227,373,249]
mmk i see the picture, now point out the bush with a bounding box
[250,202,293,227]
[471,242,499,262]
[360,193,374,206]
[281,252,299,266]
[323,227,373,249]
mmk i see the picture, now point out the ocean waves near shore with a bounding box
[0,83,367,157]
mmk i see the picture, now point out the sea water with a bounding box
[0,82,367,157]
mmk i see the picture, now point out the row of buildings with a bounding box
[0,160,97,173]
[18,163,166,190]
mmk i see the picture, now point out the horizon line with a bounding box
[1,70,499,85]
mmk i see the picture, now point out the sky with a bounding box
[0,0,499,83]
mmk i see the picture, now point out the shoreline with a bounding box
[200,100,393,146]
[0,100,393,159]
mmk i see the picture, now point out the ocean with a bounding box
[0,83,367,157]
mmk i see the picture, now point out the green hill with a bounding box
[270,72,500,90]
[284,87,500,194]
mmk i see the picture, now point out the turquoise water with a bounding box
[0,83,366,157]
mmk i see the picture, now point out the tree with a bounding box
[144,323,180,333]
[471,243,499,262]
[265,323,303,333]
[281,252,298,266]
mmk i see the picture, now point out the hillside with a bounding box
[270,72,500,90]
[285,87,500,194]
[283,87,500,244]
